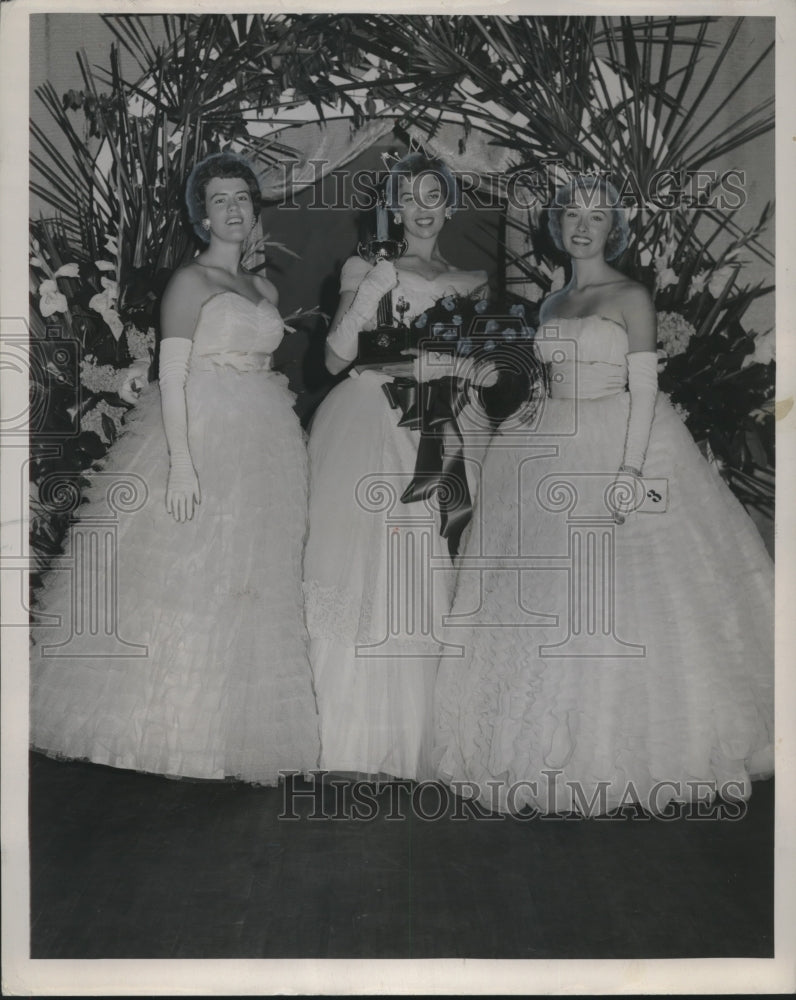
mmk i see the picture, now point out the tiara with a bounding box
[380,136,432,171]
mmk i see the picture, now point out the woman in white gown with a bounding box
[30,152,320,782]
[434,176,774,815]
[303,152,488,780]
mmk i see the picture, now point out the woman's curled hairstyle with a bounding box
[185,152,262,242]
[547,175,630,261]
[385,151,460,213]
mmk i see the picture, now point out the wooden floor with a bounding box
[29,752,774,959]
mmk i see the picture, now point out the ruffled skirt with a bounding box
[434,391,774,814]
[30,369,320,783]
[304,371,489,779]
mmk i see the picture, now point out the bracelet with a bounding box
[619,464,643,477]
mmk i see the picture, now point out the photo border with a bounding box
[2,0,794,994]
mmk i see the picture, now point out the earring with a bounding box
[393,213,402,225]
[445,208,453,220]
[202,219,210,230]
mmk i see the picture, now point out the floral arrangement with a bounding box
[412,293,537,355]
[644,216,774,515]
[28,224,157,576]
[380,290,547,555]
[408,291,548,425]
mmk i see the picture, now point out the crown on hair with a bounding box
[380,149,401,170]
[407,135,430,156]
[380,136,432,172]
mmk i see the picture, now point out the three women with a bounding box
[30,157,775,812]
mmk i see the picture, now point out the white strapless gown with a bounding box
[30,291,320,783]
[304,264,487,779]
[434,316,774,814]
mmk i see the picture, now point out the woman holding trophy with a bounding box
[303,151,488,780]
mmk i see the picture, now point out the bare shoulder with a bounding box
[617,277,653,307]
[616,278,655,323]
[539,289,567,324]
[252,273,279,306]
[160,264,209,340]
[616,278,656,351]
[162,263,208,306]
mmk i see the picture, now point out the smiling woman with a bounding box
[433,175,774,817]
[205,180,254,235]
[303,150,489,780]
[324,153,465,376]
[30,152,321,782]
[185,155,261,245]
[547,178,630,265]
[388,157,456,244]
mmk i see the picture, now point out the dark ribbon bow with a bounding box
[382,375,473,558]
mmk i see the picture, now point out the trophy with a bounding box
[355,193,411,366]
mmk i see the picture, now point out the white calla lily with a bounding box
[742,329,775,369]
[54,262,80,279]
[39,278,69,316]
[549,267,566,293]
[708,266,736,298]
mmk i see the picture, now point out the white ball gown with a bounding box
[30,291,320,783]
[303,258,487,779]
[434,315,774,814]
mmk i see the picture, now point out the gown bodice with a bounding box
[189,291,285,374]
[535,315,632,400]
[340,256,488,325]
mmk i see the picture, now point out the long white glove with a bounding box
[159,336,200,523]
[326,260,399,362]
[621,351,658,475]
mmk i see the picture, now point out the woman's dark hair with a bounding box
[547,175,630,261]
[185,152,262,242]
[385,151,460,213]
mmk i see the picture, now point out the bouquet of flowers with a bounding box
[379,290,547,556]
[28,222,157,577]
[404,290,548,425]
[641,220,775,517]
